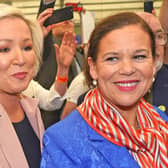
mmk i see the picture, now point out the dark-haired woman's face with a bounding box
[89,25,156,111]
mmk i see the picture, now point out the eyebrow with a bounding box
[103,49,148,56]
[154,29,163,33]
[0,38,32,42]
[103,52,118,56]
[134,49,149,54]
[135,49,148,51]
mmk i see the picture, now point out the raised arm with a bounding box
[54,31,77,96]
[23,9,77,111]
[159,0,168,31]
[159,0,168,64]
[37,8,56,37]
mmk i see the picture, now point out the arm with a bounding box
[37,9,77,96]
[159,0,168,31]
[38,32,76,110]
[37,8,57,38]
[54,31,77,97]
[23,80,64,111]
[23,33,78,110]
[30,10,76,110]
[159,0,168,64]
[61,101,77,119]
[61,72,89,119]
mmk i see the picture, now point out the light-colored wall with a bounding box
[11,0,162,22]
[5,0,162,35]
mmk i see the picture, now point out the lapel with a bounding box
[0,105,29,168]
[87,125,140,168]
[20,97,44,149]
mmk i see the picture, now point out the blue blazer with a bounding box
[41,106,168,168]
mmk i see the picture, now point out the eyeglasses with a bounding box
[155,31,168,46]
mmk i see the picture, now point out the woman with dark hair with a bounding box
[41,12,168,168]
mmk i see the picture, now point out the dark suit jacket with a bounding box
[152,64,168,115]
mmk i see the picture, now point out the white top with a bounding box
[65,72,89,104]
[23,80,65,111]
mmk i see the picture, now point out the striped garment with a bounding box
[78,88,168,168]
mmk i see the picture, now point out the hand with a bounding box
[152,9,156,16]
[54,32,77,96]
[37,8,55,37]
[54,31,77,69]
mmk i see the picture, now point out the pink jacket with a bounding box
[0,97,44,168]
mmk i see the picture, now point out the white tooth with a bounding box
[117,82,137,87]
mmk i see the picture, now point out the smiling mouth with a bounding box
[115,82,138,87]
[114,80,139,91]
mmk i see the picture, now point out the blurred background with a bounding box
[0,0,163,35]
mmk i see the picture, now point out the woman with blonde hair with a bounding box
[0,3,76,168]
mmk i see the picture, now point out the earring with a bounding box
[92,79,97,86]
[153,77,155,82]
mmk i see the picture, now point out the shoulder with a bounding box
[23,80,43,98]
[65,72,89,103]
[20,97,41,120]
[41,110,91,167]
[155,64,168,81]
[41,109,139,168]
[44,110,87,138]
[66,72,87,91]
[20,96,39,108]
[153,105,168,122]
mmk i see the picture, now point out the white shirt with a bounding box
[23,80,65,111]
[65,72,89,104]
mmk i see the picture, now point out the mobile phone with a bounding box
[38,0,56,16]
[144,1,153,13]
[45,6,73,26]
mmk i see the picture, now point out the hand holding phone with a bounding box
[45,6,73,26]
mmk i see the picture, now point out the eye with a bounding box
[106,56,118,62]
[157,34,163,39]
[23,45,32,51]
[133,55,146,60]
[155,32,167,46]
[0,47,10,53]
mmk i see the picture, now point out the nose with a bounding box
[13,47,25,66]
[119,59,136,75]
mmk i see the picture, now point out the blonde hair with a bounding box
[0,3,43,76]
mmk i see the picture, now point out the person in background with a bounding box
[23,8,77,112]
[35,8,84,127]
[0,4,75,168]
[150,0,168,114]
[159,0,168,64]
[61,71,89,119]
[23,80,65,111]
[51,19,85,85]
[61,11,166,119]
[40,12,168,168]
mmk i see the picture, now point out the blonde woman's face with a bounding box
[0,17,35,94]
